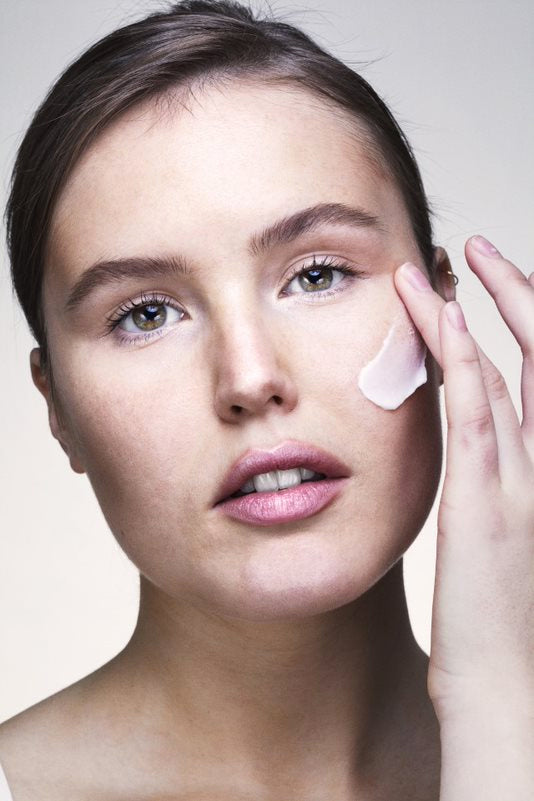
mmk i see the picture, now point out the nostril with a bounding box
[229,395,283,414]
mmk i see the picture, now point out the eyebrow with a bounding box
[64,202,383,313]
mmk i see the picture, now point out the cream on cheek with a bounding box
[357,304,427,410]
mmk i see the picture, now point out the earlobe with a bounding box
[29,348,86,475]
[30,347,59,437]
[30,347,50,402]
[433,246,457,303]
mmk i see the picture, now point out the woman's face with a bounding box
[36,82,444,620]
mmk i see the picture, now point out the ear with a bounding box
[431,247,456,388]
[30,348,86,474]
[433,245,456,303]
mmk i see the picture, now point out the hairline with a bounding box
[45,72,395,268]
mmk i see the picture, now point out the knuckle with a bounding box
[457,351,480,369]
[463,415,494,442]
[481,363,508,401]
[451,404,495,439]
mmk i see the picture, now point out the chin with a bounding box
[199,534,401,622]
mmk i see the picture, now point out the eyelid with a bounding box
[100,291,185,344]
[104,291,182,328]
[281,254,367,295]
[102,255,367,346]
[105,257,361,323]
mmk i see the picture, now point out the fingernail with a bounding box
[445,301,467,332]
[470,235,502,258]
[400,262,431,291]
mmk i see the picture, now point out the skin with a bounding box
[397,252,534,799]
[4,78,530,800]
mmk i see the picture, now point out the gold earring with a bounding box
[446,269,459,285]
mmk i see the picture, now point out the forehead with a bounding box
[48,81,405,271]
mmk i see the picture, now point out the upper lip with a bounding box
[212,439,352,506]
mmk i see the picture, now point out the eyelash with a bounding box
[104,256,366,346]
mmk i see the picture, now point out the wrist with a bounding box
[429,672,534,727]
[437,711,534,801]
[438,704,534,742]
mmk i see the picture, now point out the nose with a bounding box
[212,310,299,423]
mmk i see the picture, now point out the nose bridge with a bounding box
[210,285,298,420]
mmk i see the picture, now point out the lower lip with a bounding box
[214,478,349,526]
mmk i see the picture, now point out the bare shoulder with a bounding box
[0,663,124,801]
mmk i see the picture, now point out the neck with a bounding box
[111,560,439,799]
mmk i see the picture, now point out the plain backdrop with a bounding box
[1,0,532,723]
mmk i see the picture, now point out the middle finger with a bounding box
[394,262,526,476]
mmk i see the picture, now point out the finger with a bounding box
[466,236,534,443]
[440,300,500,485]
[466,236,534,348]
[473,342,530,479]
[395,263,526,473]
[393,261,443,367]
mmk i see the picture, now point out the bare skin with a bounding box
[0,81,455,800]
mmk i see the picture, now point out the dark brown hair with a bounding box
[5,0,434,373]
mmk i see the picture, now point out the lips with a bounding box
[212,439,352,507]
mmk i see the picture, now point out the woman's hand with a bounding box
[394,235,534,724]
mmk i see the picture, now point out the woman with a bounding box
[0,1,532,798]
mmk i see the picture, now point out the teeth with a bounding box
[237,467,322,495]
[280,469,304,488]
[239,478,256,493]
[252,470,279,493]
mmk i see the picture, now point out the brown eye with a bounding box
[295,266,336,292]
[284,261,356,296]
[114,299,184,335]
[129,303,167,331]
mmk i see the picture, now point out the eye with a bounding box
[104,292,185,344]
[118,301,182,333]
[282,256,366,298]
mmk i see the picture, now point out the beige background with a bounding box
[1,0,532,722]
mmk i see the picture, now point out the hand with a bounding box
[394,235,534,722]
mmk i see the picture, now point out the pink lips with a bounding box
[214,478,350,526]
[212,440,351,525]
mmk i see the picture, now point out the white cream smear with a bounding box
[357,308,427,410]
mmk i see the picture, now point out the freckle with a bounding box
[357,309,427,410]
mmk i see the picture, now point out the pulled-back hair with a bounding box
[6,0,434,372]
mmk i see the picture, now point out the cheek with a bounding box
[286,298,441,485]
[308,301,441,541]
[285,295,428,420]
[357,304,428,411]
[50,351,207,529]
